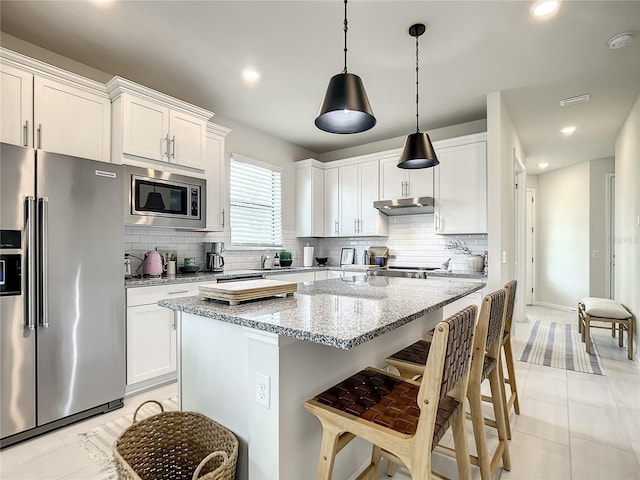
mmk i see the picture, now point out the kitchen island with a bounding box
[159,275,484,479]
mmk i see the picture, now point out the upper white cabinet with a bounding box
[338,160,387,237]
[324,167,340,237]
[296,159,325,237]
[107,76,212,172]
[1,49,111,163]
[433,133,487,234]
[204,122,231,232]
[379,154,433,200]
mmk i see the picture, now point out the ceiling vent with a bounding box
[560,94,590,107]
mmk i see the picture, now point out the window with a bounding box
[230,154,283,247]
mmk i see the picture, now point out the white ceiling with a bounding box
[1,1,639,173]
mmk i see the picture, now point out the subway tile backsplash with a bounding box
[125,214,487,274]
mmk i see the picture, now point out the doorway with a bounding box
[605,173,615,298]
[525,188,536,305]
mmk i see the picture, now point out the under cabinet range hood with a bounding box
[373,196,434,216]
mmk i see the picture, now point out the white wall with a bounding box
[536,162,590,307]
[317,119,487,163]
[614,92,640,353]
[486,92,527,320]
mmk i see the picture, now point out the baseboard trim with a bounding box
[533,301,576,312]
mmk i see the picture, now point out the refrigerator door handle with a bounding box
[38,197,49,329]
[25,196,36,330]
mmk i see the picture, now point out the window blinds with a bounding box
[229,155,283,246]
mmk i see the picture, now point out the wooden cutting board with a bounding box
[199,279,298,305]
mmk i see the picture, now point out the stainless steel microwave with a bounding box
[124,166,206,229]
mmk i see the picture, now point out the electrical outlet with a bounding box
[255,372,270,409]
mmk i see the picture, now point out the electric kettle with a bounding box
[142,250,164,277]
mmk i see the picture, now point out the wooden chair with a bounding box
[304,306,477,480]
[578,297,633,360]
[487,280,519,440]
[385,289,511,480]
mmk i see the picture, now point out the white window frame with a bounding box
[229,153,283,247]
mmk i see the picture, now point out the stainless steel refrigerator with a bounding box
[1,143,125,447]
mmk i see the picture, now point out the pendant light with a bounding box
[398,23,439,169]
[315,0,376,134]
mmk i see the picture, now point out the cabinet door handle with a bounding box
[402,181,406,197]
[171,135,176,159]
[221,208,225,228]
[168,290,189,295]
[24,121,29,147]
[405,180,410,197]
[37,124,42,149]
[335,220,339,235]
[163,134,169,158]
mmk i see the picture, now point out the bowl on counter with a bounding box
[315,257,328,266]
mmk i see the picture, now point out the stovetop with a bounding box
[371,266,442,279]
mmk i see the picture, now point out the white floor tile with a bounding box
[501,431,571,480]
[566,371,616,407]
[0,443,94,480]
[513,397,570,445]
[570,436,640,480]
[568,400,631,450]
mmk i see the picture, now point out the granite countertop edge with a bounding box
[159,281,485,350]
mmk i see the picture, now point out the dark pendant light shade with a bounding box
[398,23,439,169]
[398,132,439,169]
[315,0,376,134]
[315,73,376,134]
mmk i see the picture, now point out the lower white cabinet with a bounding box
[126,303,177,385]
[126,283,204,392]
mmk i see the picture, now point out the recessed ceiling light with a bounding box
[560,94,590,107]
[538,162,549,170]
[608,32,633,50]
[241,68,260,82]
[560,126,576,136]
[531,0,559,17]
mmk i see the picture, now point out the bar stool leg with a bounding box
[585,316,592,354]
[315,424,341,480]
[497,357,512,440]
[489,365,511,471]
[504,337,520,415]
[468,383,492,480]
[628,319,633,360]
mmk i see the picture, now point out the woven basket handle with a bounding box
[132,400,164,424]
[192,450,229,479]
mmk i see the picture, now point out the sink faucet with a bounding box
[260,253,270,269]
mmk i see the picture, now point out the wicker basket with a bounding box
[113,400,238,480]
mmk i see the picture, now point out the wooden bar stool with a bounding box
[385,289,511,480]
[304,306,477,480]
[485,280,519,440]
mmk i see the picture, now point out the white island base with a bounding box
[178,309,444,480]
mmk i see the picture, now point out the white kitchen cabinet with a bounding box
[433,133,487,234]
[107,76,212,171]
[126,282,204,393]
[338,160,387,236]
[126,303,177,386]
[1,50,111,162]
[204,122,231,231]
[296,159,325,237]
[379,154,433,200]
[324,167,340,237]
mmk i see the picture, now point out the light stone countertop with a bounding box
[159,276,485,350]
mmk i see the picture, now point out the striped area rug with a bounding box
[78,397,179,479]
[519,321,606,375]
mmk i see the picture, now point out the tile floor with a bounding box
[1,306,638,480]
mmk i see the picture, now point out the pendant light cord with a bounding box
[415,33,420,133]
[343,0,348,73]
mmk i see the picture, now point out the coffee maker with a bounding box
[204,242,225,272]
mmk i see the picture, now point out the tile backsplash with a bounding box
[125,214,487,274]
